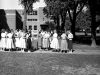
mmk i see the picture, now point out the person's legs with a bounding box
[68,40,73,53]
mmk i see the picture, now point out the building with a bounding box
[0,7,52,31]
[0,9,23,31]
[17,7,50,31]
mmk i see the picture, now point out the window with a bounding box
[27,19,37,21]
[33,11,37,15]
[33,19,37,21]
[28,11,37,15]
[34,25,37,30]
[29,25,32,30]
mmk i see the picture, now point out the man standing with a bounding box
[67,30,73,53]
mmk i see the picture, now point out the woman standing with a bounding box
[0,30,1,50]
[20,30,26,52]
[14,30,20,50]
[0,29,7,51]
[60,31,68,53]
[31,32,38,51]
[38,31,42,50]
[42,31,50,50]
[67,30,73,53]
[6,30,14,51]
[50,30,59,51]
[26,30,31,52]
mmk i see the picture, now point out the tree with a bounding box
[87,0,100,47]
[67,0,87,37]
[44,21,56,30]
[19,0,39,30]
[44,0,69,31]
[76,10,91,32]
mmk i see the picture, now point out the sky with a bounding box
[0,0,46,9]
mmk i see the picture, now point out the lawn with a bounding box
[74,32,100,45]
[0,52,100,75]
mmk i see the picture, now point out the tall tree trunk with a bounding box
[56,15,60,30]
[90,10,97,47]
[91,26,96,47]
[71,20,76,37]
[61,19,65,30]
[23,6,27,30]
[61,13,66,31]
[70,7,77,38]
[89,0,97,47]
[71,14,76,39]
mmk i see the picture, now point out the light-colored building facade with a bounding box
[17,7,50,31]
[0,7,51,31]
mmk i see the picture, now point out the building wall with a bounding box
[0,9,22,31]
[0,9,10,30]
[6,13,16,30]
[15,10,23,29]
[26,9,39,30]
[17,7,50,31]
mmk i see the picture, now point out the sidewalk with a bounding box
[33,49,100,55]
[0,44,100,54]
[33,44,100,54]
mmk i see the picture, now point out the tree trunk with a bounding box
[23,6,27,30]
[91,16,97,47]
[89,1,97,47]
[71,21,75,36]
[56,15,60,30]
[71,16,76,38]
[70,8,77,38]
[61,18,65,30]
[91,29,96,47]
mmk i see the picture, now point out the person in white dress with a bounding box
[60,31,68,53]
[42,31,50,50]
[0,31,1,50]
[6,30,14,51]
[19,30,26,52]
[14,30,20,50]
[0,29,7,51]
[50,30,59,51]
[42,31,46,49]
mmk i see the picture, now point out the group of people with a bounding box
[0,29,73,53]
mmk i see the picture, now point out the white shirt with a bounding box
[68,33,73,40]
[61,33,67,39]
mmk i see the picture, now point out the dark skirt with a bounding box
[26,38,31,49]
[68,40,73,50]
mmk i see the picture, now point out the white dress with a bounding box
[20,32,26,48]
[42,33,50,48]
[0,32,7,48]
[50,33,59,49]
[6,33,14,49]
[15,32,20,48]
[61,33,68,50]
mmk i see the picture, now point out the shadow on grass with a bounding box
[74,35,100,46]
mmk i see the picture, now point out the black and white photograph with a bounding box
[0,0,100,75]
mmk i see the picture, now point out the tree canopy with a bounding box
[19,0,39,12]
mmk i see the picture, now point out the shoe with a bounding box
[28,51,30,53]
[21,50,24,52]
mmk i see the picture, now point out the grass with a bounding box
[0,52,100,75]
[58,32,100,50]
